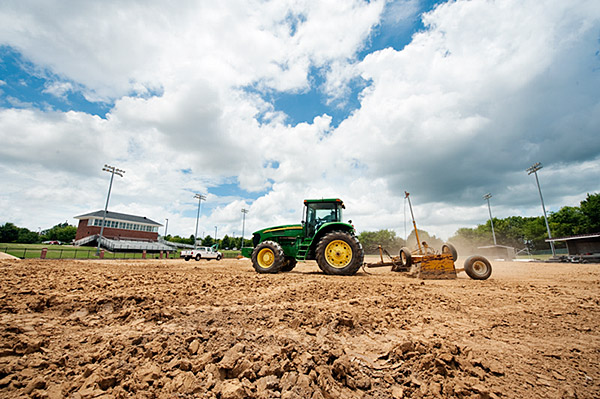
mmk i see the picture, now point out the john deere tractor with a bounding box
[241,198,364,275]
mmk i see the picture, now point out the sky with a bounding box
[1,0,599,242]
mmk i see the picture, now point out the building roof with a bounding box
[546,232,600,242]
[477,245,515,249]
[75,210,162,226]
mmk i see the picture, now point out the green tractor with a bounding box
[241,198,364,275]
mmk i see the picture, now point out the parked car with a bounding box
[42,240,62,245]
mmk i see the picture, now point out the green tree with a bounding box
[201,235,214,246]
[580,193,600,233]
[42,223,77,243]
[522,217,549,251]
[358,229,405,254]
[549,206,586,237]
[0,223,20,243]
[17,228,40,243]
[220,235,232,249]
[492,216,530,248]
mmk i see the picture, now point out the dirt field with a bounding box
[0,256,598,399]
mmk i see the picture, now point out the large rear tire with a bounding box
[464,255,492,280]
[251,241,285,274]
[316,231,363,276]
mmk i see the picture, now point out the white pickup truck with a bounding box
[181,246,223,261]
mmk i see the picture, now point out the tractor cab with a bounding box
[303,198,345,237]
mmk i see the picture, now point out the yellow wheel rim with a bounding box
[257,248,275,269]
[325,240,352,268]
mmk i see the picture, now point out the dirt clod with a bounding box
[0,257,598,398]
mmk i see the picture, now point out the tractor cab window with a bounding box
[304,202,343,237]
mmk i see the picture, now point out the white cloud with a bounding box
[0,0,599,243]
[42,81,73,99]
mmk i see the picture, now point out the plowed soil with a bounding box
[0,257,598,398]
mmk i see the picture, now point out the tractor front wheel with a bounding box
[316,231,363,276]
[251,241,285,274]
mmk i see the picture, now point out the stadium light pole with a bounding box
[97,165,125,255]
[483,193,497,246]
[241,208,249,249]
[164,218,169,237]
[214,226,218,242]
[526,162,556,257]
[193,194,206,249]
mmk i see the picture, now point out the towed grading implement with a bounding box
[365,192,492,280]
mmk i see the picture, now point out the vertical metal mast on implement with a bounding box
[404,192,423,255]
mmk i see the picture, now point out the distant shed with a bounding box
[546,233,600,256]
[477,245,516,260]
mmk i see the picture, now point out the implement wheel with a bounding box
[251,241,284,274]
[464,255,492,280]
[399,247,412,268]
[441,243,458,261]
[316,231,363,276]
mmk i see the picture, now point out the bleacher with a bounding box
[73,235,177,252]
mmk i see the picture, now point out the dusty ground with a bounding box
[0,256,598,399]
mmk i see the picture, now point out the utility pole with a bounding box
[241,208,249,249]
[164,218,169,237]
[193,194,206,249]
[526,162,556,257]
[214,226,218,242]
[483,193,497,246]
[97,165,125,255]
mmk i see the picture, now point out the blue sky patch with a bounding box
[248,1,445,129]
[0,46,112,117]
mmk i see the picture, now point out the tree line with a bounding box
[358,193,599,254]
[448,192,599,253]
[0,221,254,250]
[0,222,77,244]
[2,193,598,252]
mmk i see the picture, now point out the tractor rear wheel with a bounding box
[316,231,363,276]
[464,255,492,280]
[399,247,412,268]
[251,241,285,273]
[281,256,297,272]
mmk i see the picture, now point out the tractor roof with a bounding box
[304,198,345,208]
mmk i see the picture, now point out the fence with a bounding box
[0,246,241,260]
